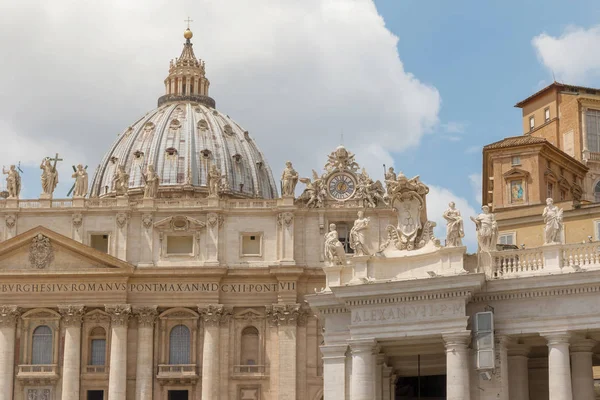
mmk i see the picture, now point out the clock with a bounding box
[327,173,356,200]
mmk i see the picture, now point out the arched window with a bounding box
[89,327,107,366]
[594,181,600,203]
[32,325,53,365]
[169,325,190,364]
[241,326,259,365]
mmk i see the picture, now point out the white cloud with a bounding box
[465,145,480,154]
[442,121,467,134]
[532,25,600,84]
[426,184,477,252]
[0,0,440,198]
[469,173,482,205]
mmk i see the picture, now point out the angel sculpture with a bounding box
[299,170,327,208]
[355,168,387,208]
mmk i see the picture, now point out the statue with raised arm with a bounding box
[3,165,21,198]
[350,211,371,256]
[470,205,498,252]
[113,165,129,196]
[443,201,464,247]
[40,158,59,195]
[71,164,88,198]
[207,164,222,197]
[324,223,347,265]
[143,164,160,199]
[543,198,563,244]
[281,161,299,197]
[299,170,326,208]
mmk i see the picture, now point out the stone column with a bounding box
[382,365,393,400]
[0,306,20,400]
[443,332,471,400]
[542,331,572,400]
[496,335,511,400]
[348,338,377,400]
[267,304,307,400]
[320,345,348,400]
[199,305,231,400]
[375,353,385,400]
[106,304,131,400]
[570,339,596,400]
[508,344,530,400]
[133,306,158,400]
[59,305,85,400]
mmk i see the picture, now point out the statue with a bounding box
[207,164,222,197]
[281,161,299,197]
[324,145,360,172]
[113,165,129,196]
[543,198,563,244]
[39,158,59,196]
[299,170,326,208]
[143,164,160,199]
[71,164,88,198]
[3,165,21,198]
[324,223,347,265]
[470,206,498,253]
[443,201,464,247]
[355,168,387,208]
[350,211,370,256]
[384,166,398,195]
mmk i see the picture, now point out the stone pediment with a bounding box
[0,226,134,275]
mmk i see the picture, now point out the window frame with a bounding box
[529,115,535,131]
[165,235,195,257]
[88,231,111,254]
[168,324,192,365]
[544,107,550,122]
[240,232,264,257]
[498,232,516,246]
[585,108,600,153]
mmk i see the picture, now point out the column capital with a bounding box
[442,331,471,350]
[266,303,309,326]
[570,338,596,353]
[507,343,531,358]
[320,344,348,360]
[58,305,85,327]
[348,338,378,354]
[198,304,232,326]
[132,305,158,327]
[105,304,131,326]
[0,305,20,327]
[540,331,571,346]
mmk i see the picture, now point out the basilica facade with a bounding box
[2,27,600,400]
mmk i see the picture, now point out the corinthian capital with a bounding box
[105,304,131,326]
[133,305,158,327]
[198,304,232,326]
[58,305,85,327]
[266,304,310,326]
[0,305,21,327]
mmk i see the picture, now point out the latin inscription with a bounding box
[351,302,465,324]
[0,281,296,294]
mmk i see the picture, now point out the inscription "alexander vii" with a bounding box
[352,302,464,324]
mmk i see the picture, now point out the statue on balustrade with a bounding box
[112,165,129,196]
[71,164,88,198]
[443,201,464,247]
[143,164,160,198]
[40,158,59,196]
[543,198,563,244]
[281,161,298,197]
[470,205,498,253]
[3,165,21,198]
[350,211,370,256]
[324,223,347,265]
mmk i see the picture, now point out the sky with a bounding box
[1,0,600,250]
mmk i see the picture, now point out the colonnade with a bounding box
[321,330,597,400]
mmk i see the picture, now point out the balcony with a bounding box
[16,364,59,384]
[82,365,109,380]
[232,364,269,379]
[157,364,199,385]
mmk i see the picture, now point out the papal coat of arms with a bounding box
[29,234,54,269]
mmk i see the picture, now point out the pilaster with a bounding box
[508,344,530,400]
[133,306,158,400]
[106,304,131,400]
[115,212,129,261]
[59,305,85,400]
[0,306,20,400]
[199,305,232,400]
[277,211,295,265]
[570,338,596,400]
[206,213,222,266]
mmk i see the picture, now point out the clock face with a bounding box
[328,173,356,200]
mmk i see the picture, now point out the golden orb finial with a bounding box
[184,28,193,40]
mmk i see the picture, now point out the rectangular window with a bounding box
[498,233,515,245]
[560,189,567,201]
[242,234,262,256]
[90,339,106,366]
[511,156,520,166]
[586,109,600,153]
[545,108,550,122]
[595,221,600,241]
[90,234,109,253]
[529,116,535,131]
[166,236,194,255]
[547,182,554,199]
[334,223,353,254]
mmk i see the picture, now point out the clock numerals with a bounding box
[328,174,355,200]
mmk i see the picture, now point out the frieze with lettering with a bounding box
[351,301,465,325]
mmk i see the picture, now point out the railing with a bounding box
[227,200,277,209]
[17,364,59,376]
[233,364,269,375]
[51,199,72,208]
[588,151,600,162]
[562,242,600,268]
[154,199,209,208]
[85,365,108,373]
[18,200,41,208]
[492,248,544,277]
[157,364,198,376]
[87,198,117,208]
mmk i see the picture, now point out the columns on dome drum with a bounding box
[199,305,231,400]
[133,306,158,400]
[59,305,85,400]
[542,331,573,400]
[0,306,20,400]
[348,338,378,400]
[443,332,471,400]
[570,338,596,400]
[106,304,131,400]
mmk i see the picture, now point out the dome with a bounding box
[89,31,278,200]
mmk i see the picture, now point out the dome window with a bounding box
[133,150,144,159]
[200,149,212,158]
[170,119,181,129]
[244,131,252,141]
[197,119,209,131]
[212,110,219,116]
[233,154,242,163]
[144,122,155,134]
[256,161,264,170]
[124,126,133,137]
[110,156,118,164]
[165,147,178,157]
[224,124,234,135]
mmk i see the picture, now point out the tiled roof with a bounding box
[483,135,547,150]
[515,82,600,108]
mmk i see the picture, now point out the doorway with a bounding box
[396,375,446,399]
[87,390,104,400]
[168,390,189,400]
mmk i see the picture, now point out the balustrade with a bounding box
[492,248,544,277]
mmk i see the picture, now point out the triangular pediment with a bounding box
[0,226,134,275]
